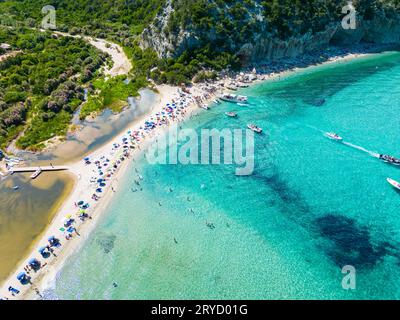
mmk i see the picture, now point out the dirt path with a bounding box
[87,38,132,77]
[52,31,132,77]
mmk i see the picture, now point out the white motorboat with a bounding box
[325,132,343,141]
[219,93,248,103]
[247,124,262,133]
[225,112,237,118]
[379,154,400,166]
[387,178,400,190]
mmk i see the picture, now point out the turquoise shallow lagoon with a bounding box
[48,52,400,299]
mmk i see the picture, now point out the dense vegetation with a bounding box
[166,0,400,41]
[0,0,244,85]
[79,75,147,120]
[1,0,399,150]
[0,0,165,39]
[2,0,399,87]
[150,0,400,82]
[0,27,107,150]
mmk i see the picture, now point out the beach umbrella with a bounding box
[28,258,38,266]
[38,246,48,254]
[17,272,26,281]
[84,157,90,161]
[48,236,56,242]
[96,188,103,193]
[67,227,75,233]
[77,201,84,206]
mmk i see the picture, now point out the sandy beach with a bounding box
[0,83,210,300]
[0,46,390,300]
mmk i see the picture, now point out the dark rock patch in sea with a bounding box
[96,234,117,254]
[304,98,326,107]
[315,214,399,269]
[253,171,311,215]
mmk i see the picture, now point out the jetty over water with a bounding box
[9,166,69,179]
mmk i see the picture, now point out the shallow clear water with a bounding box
[0,172,73,282]
[0,90,157,284]
[48,51,400,299]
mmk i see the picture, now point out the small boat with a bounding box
[225,112,237,118]
[325,132,343,141]
[247,124,262,133]
[199,104,209,110]
[30,168,42,179]
[219,93,248,103]
[237,103,248,107]
[379,154,400,166]
[213,99,221,104]
[387,178,400,190]
[12,186,19,190]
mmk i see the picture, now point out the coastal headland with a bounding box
[0,37,395,299]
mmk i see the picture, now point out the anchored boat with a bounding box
[387,178,400,190]
[247,124,262,133]
[219,93,248,104]
[225,112,237,118]
[379,154,400,166]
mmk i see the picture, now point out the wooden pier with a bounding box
[9,166,69,179]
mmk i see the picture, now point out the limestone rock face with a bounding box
[332,16,400,45]
[140,1,400,64]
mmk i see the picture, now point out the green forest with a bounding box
[1,0,399,87]
[1,0,399,151]
[0,27,107,150]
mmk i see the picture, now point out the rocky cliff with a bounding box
[140,0,400,64]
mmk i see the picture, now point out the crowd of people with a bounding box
[0,87,204,300]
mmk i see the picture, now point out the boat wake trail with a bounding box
[293,122,325,134]
[342,141,380,158]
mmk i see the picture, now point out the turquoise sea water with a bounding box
[48,52,400,299]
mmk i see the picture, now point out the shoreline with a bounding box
[0,47,396,300]
[0,84,205,300]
